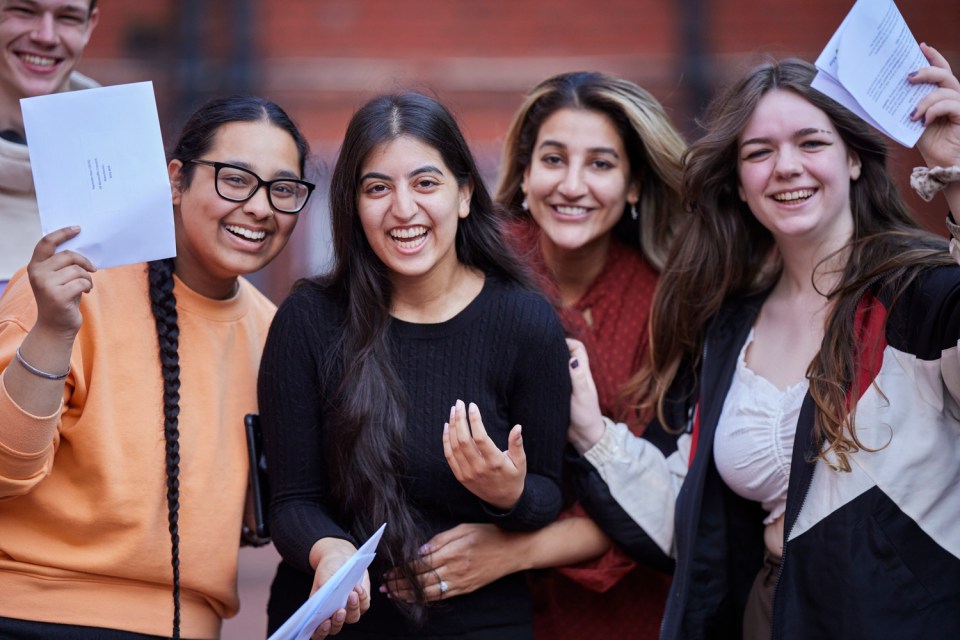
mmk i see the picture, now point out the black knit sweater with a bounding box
[258,275,571,637]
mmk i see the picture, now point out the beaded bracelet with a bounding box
[910,165,960,202]
[15,347,70,380]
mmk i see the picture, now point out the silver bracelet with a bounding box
[15,346,70,380]
[910,165,960,202]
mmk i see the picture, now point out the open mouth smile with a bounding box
[553,205,591,218]
[389,225,429,249]
[225,224,267,243]
[18,53,60,69]
[771,189,816,204]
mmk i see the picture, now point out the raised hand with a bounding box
[912,43,960,170]
[442,399,525,510]
[27,226,96,339]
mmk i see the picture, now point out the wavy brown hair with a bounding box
[494,71,686,270]
[635,58,951,470]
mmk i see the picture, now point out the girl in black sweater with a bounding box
[258,92,571,639]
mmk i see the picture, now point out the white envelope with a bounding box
[21,81,175,269]
[269,523,387,640]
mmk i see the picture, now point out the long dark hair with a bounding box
[150,95,309,639]
[494,71,686,269]
[641,58,952,470]
[316,92,535,622]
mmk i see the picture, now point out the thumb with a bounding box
[506,424,526,470]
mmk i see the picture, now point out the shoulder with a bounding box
[237,277,278,321]
[68,71,100,91]
[271,279,345,334]
[485,276,560,325]
[883,264,960,356]
[482,277,568,355]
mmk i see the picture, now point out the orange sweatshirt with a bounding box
[0,263,276,639]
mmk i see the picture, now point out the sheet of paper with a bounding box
[21,81,175,269]
[812,0,934,147]
[269,523,387,640]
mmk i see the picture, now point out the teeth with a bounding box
[773,190,814,202]
[390,226,427,240]
[555,206,589,216]
[21,54,56,67]
[225,225,266,241]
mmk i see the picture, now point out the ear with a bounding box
[458,180,474,219]
[168,160,184,206]
[627,180,640,209]
[848,151,862,182]
[82,6,100,43]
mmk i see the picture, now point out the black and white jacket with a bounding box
[571,266,960,639]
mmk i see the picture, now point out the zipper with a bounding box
[769,461,814,640]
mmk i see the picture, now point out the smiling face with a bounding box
[170,120,302,299]
[522,108,638,259]
[737,89,861,249]
[357,135,472,285]
[0,0,97,111]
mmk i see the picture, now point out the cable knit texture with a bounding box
[259,275,570,637]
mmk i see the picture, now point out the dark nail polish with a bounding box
[571,358,579,369]
[908,70,918,78]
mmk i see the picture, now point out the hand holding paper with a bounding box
[21,81,175,269]
[811,0,935,147]
[269,524,385,640]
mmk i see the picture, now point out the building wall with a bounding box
[77,0,960,301]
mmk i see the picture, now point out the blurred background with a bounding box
[74,1,958,638]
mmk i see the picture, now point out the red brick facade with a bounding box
[77,1,959,300]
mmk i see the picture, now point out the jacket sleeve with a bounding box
[569,417,688,572]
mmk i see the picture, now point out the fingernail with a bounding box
[908,70,918,78]
[571,358,579,369]
[419,543,431,554]
[909,107,917,118]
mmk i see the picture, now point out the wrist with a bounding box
[309,536,356,571]
[569,417,606,455]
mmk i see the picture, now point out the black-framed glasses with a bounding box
[190,159,316,214]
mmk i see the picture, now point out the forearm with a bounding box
[4,326,73,417]
[512,516,612,571]
[945,182,960,218]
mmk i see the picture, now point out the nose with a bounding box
[557,165,587,199]
[773,146,803,179]
[393,186,418,220]
[242,185,275,220]
[30,12,58,45]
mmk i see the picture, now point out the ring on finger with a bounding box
[438,580,449,595]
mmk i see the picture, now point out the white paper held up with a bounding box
[20,81,175,269]
[269,523,387,640]
[811,0,935,148]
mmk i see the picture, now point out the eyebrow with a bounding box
[537,139,621,158]
[740,128,835,148]
[360,165,446,182]
[222,160,299,179]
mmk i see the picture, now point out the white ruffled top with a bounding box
[713,329,808,525]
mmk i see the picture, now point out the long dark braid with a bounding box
[156,95,308,638]
[148,257,182,639]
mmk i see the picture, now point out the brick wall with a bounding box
[76,0,960,300]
